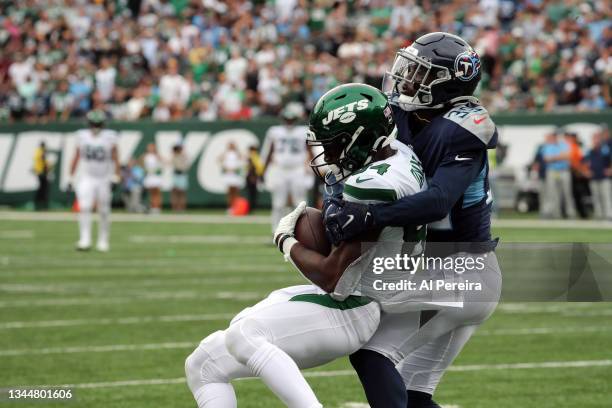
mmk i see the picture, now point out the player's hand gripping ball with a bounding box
[273,201,307,254]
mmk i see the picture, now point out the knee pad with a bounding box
[185,331,228,391]
[225,318,268,365]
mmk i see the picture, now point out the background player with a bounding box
[323,33,502,408]
[69,110,120,252]
[185,84,427,408]
[262,102,313,232]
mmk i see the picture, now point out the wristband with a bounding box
[281,236,298,257]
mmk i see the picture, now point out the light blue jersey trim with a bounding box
[462,165,487,209]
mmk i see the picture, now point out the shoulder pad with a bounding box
[75,129,88,140]
[344,167,397,204]
[267,125,284,135]
[442,104,496,146]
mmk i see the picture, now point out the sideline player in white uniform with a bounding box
[262,102,313,232]
[69,110,120,252]
[185,85,426,408]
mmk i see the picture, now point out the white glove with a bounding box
[273,201,306,256]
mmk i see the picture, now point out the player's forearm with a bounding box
[289,244,341,293]
[370,187,450,227]
[371,152,485,228]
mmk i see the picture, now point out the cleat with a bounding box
[96,242,109,252]
[76,242,91,251]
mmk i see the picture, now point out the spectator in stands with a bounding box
[0,0,609,122]
[542,129,577,219]
[95,57,117,103]
[158,58,190,119]
[583,130,612,220]
[33,141,50,210]
[170,144,189,212]
[49,81,74,121]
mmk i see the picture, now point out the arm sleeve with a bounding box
[371,150,486,227]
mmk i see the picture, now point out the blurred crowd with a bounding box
[530,124,612,220]
[1,0,610,123]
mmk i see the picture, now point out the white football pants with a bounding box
[185,285,380,408]
[76,176,111,247]
[270,167,309,232]
[363,251,502,394]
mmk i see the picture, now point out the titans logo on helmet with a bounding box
[454,51,481,82]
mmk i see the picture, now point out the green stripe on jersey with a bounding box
[289,293,371,310]
[344,184,397,202]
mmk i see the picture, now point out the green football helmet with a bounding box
[307,83,395,185]
[87,109,107,128]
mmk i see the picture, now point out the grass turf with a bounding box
[0,216,611,407]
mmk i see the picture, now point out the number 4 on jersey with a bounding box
[370,163,390,175]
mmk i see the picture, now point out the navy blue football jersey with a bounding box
[371,103,498,244]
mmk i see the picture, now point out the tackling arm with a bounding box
[371,150,486,227]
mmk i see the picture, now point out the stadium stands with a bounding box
[0,0,610,122]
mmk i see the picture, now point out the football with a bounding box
[294,207,332,256]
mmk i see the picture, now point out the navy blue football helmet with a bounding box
[382,32,481,111]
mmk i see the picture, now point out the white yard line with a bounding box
[2,211,612,229]
[0,211,270,224]
[3,326,608,355]
[0,229,34,239]
[0,291,264,308]
[128,235,271,244]
[492,219,612,229]
[0,276,300,294]
[496,303,605,314]
[1,263,290,279]
[15,360,612,390]
[478,325,612,336]
[0,342,196,356]
[0,313,236,329]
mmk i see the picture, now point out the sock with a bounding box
[194,383,237,408]
[247,342,321,408]
[78,211,92,246]
[406,390,441,408]
[350,349,407,408]
[98,210,110,246]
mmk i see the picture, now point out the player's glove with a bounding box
[324,200,374,246]
[273,201,306,256]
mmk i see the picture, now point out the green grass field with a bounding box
[1,214,611,408]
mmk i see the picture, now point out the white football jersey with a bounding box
[343,139,426,242]
[265,125,309,168]
[333,140,429,310]
[76,129,118,178]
